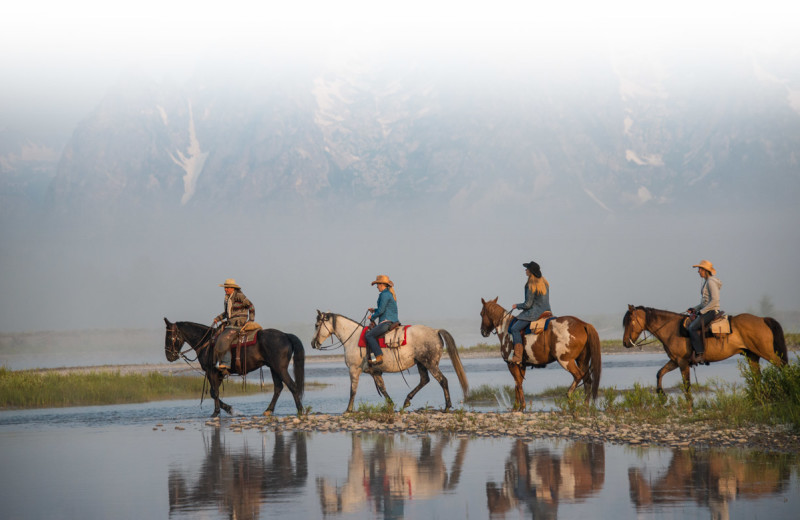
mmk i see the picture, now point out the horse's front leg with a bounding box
[507,363,526,411]
[345,365,362,413]
[207,372,232,417]
[656,359,679,395]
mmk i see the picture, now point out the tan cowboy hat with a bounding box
[219,278,241,289]
[692,260,716,276]
[370,274,393,287]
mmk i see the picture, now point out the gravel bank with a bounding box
[199,410,800,454]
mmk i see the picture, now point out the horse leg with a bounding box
[345,366,362,413]
[263,368,285,416]
[656,360,679,395]
[372,374,394,408]
[507,363,526,411]
[559,359,585,398]
[207,371,233,417]
[427,364,453,412]
[402,363,431,410]
[744,351,762,375]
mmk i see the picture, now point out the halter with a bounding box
[167,322,215,373]
[625,308,670,349]
[313,311,370,351]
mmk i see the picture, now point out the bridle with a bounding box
[167,322,214,370]
[624,309,669,349]
[313,311,370,351]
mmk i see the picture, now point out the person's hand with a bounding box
[511,304,517,310]
[368,308,375,313]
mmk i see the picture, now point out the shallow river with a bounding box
[1,354,798,519]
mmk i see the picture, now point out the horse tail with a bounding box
[439,329,470,398]
[764,317,787,366]
[583,323,602,400]
[288,334,306,400]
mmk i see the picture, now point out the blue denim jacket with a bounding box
[371,289,398,323]
[516,285,551,321]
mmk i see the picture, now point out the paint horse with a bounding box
[480,297,602,410]
[622,305,787,398]
[310,311,469,412]
[164,318,305,416]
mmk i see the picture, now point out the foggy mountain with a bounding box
[39,50,800,216]
[1,46,799,335]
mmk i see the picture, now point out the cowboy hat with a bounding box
[370,275,394,287]
[692,260,716,276]
[219,278,241,289]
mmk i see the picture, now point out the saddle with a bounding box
[358,323,410,349]
[510,312,556,335]
[681,312,730,338]
[231,323,262,350]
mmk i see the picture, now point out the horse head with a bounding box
[622,305,646,348]
[164,317,183,362]
[480,297,501,338]
[311,310,334,349]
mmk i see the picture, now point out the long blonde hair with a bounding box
[527,274,549,295]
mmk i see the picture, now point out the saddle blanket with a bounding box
[232,327,262,349]
[358,325,411,349]
[710,316,731,335]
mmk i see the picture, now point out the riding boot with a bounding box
[217,350,231,372]
[510,343,523,364]
[691,350,705,366]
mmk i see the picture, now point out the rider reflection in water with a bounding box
[365,274,398,366]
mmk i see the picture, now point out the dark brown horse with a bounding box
[480,298,602,410]
[622,305,787,397]
[164,318,305,416]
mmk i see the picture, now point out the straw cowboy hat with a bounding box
[370,275,394,287]
[219,278,241,289]
[692,260,716,276]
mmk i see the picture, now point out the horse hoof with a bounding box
[263,410,273,417]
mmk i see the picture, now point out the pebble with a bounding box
[167,410,800,453]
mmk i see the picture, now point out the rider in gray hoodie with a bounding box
[687,260,722,365]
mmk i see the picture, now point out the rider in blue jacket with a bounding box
[365,274,398,365]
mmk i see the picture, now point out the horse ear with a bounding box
[481,298,486,304]
[492,297,498,303]
[164,317,171,325]
[627,304,634,311]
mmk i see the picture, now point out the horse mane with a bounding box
[484,300,508,324]
[177,321,211,333]
[623,306,683,327]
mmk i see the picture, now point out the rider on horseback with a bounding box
[212,278,255,372]
[365,274,398,365]
[686,260,722,365]
[509,261,551,365]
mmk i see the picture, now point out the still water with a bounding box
[1,355,798,519]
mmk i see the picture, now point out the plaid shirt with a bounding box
[215,290,255,327]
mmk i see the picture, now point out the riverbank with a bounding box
[205,410,800,454]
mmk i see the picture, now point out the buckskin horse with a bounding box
[164,318,305,416]
[480,297,602,410]
[622,305,787,398]
[310,311,469,413]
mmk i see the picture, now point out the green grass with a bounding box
[351,400,397,422]
[0,368,274,409]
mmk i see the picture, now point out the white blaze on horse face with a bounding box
[551,320,574,360]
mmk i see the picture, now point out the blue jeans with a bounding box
[365,321,392,358]
[508,318,531,346]
[688,312,715,354]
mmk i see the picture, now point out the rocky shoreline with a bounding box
[197,410,800,455]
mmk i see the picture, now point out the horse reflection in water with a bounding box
[486,441,605,519]
[169,429,307,519]
[629,449,792,520]
[317,434,468,516]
